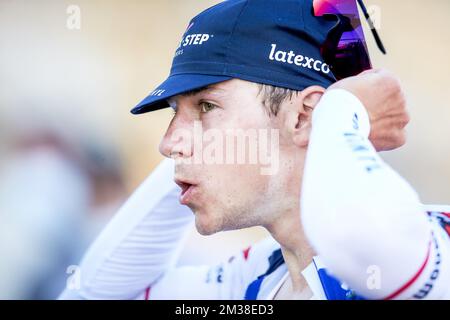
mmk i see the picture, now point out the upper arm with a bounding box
[301,90,450,300]
[333,209,450,300]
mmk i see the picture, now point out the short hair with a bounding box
[257,84,300,117]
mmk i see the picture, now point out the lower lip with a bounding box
[180,185,197,205]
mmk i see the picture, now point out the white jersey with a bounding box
[133,208,449,301]
[129,209,449,300]
[59,90,450,300]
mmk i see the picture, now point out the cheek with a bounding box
[203,163,271,207]
[196,107,274,210]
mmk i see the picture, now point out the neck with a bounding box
[265,209,315,293]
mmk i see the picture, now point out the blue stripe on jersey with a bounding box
[244,248,366,300]
[244,249,284,300]
[314,260,365,300]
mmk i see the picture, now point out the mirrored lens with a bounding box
[313,0,372,80]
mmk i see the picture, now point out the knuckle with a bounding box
[403,110,411,126]
[399,91,407,106]
[396,131,407,147]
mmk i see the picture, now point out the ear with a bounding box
[291,86,325,148]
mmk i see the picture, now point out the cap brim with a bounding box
[131,73,232,114]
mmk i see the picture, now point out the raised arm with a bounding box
[301,72,450,299]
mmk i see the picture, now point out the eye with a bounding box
[199,101,218,113]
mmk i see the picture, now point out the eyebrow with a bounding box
[181,85,225,97]
[180,86,210,97]
[167,85,226,108]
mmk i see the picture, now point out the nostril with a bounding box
[170,149,184,160]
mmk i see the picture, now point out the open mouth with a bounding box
[178,181,193,196]
[174,179,198,204]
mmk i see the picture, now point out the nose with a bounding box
[159,112,194,160]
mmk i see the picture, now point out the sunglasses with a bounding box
[313,0,386,80]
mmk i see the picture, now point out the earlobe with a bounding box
[289,107,310,148]
[293,122,311,148]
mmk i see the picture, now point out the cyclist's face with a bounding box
[159,79,305,235]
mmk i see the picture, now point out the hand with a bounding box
[329,69,410,151]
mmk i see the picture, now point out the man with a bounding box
[60,0,449,300]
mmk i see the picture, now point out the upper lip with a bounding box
[174,178,197,195]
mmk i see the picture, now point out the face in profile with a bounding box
[159,79,311,235]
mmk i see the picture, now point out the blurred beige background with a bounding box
[0,0,449,298]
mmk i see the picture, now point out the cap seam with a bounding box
[300,0,307,31]
[223,0,250,71]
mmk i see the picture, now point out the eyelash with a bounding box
[199,101,218,113]
[170,101,218,116]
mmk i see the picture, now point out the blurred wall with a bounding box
[0,0,449,279]
[1,0,449,200]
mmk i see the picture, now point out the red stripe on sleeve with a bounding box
[144,287,151,300]
[383,240,432,300]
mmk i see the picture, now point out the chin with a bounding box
[194,212,222,236]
